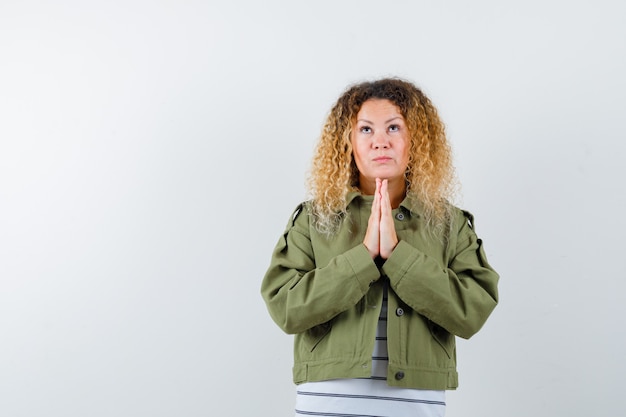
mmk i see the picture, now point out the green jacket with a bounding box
[261,192,499,390]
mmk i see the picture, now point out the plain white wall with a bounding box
[1,1,625,416]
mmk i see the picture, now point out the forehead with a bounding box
[357,99,404,119]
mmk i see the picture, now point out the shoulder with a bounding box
[447,203,479,235]
[283,200,313,234]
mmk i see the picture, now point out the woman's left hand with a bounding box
[378,179,399,259]
[363,178,399,259]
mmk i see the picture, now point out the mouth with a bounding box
[373,156,392,162]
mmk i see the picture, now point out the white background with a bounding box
[1,1,625,416]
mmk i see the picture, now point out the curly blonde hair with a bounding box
[307,78,457,235]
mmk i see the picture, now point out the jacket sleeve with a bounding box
[260,204,381,334]
[382,210,499,339]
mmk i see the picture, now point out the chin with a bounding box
[373,172,402,181]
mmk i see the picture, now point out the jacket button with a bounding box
[395,371,405,380]
[396,307,404,316]
[395,212,405,221]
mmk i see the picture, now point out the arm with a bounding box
[382,210,499,339]
[261,204,381,334]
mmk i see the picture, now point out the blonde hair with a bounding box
[307,78,457,235]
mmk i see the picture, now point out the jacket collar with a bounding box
[345,191,423,218]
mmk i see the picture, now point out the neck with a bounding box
[359,177,406,209]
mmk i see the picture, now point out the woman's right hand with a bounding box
[363,178,382,259]
[364,178,398,259]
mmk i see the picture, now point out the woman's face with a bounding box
[351,99,410,188]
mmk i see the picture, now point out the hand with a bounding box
[378,179,399,259]
[363,178,399,259]
[363,179,381,259]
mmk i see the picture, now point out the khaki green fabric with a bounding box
[261,192,499,390]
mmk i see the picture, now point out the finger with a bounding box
[379,179,398,259]
[380,180,391,214]
[363,188,381,259]
[373,180,382,217]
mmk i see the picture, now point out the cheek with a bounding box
[351,142,365,163]
[399,142,410,166]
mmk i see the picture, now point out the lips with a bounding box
[373,156,392,162]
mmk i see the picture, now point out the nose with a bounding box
[372,131,390,149]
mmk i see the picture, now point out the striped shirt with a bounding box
[295,286,446,417]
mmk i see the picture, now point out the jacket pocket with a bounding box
[307,321,332,352]
[428,321,453,359]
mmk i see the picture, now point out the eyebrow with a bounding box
[357,116,403,124]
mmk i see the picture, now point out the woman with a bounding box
[261,78,499,417]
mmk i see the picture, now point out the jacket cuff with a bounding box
[382,240,418,285]
[343,244,381,291]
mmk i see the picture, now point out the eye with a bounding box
[388,124,400,132]
[359,126,372,134]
